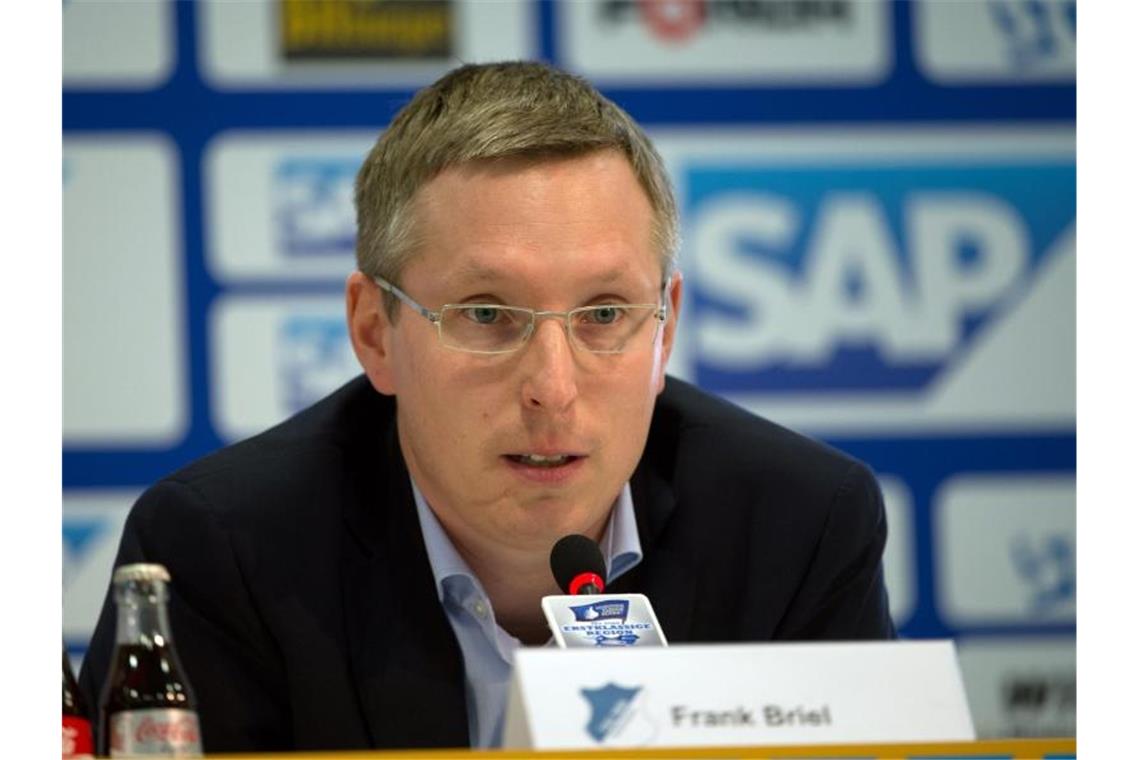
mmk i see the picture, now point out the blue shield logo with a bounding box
[1010,532,1075,614]
[580,683,641,743]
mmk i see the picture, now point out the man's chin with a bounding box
[509,508,609,550]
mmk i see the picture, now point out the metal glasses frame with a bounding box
[373,275,668,355]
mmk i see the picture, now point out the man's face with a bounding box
[358,150,680,561]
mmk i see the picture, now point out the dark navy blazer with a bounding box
[80,375,894,752]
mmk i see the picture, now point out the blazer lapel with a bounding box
[618,405,699,644]
[341,416,469,749]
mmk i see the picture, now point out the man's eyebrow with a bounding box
[448,263,511,284]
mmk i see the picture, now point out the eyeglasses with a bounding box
[373,276,667,355]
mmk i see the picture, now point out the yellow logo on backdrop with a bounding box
[280,0,453,59]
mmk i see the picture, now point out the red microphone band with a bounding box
[568,572,605,596]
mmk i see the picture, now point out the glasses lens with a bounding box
[570,305,659,353]
[440,305,531,353]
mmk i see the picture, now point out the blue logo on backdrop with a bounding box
[274,158,359,257]
[581,683,642,743]
[63,518,109,586]
[988,1,1076,70]
[570,600,630,623]
[685,161,1075,394]
[1010,532,1075,615]
[277,315,356,413]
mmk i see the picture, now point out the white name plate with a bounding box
[504,640,974,749]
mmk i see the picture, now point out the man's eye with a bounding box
[463,306,502,325]
[585,306,623,325]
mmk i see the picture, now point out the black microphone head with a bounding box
[550,534,607,594]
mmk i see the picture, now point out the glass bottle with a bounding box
[63,645,94,758]
[98,563,201,758]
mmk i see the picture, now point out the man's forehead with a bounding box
[446,261,638,286]
[403,152,662,287]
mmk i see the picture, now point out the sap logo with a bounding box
[273,158,358,257]
[580,683,656,745]
[684,162,1074,393]
[277,315,357,414]
[1010,532,1075,615]
[988,0,1076,71]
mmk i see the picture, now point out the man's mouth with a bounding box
[506,454,581,468]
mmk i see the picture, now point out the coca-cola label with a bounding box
[62,714,94,758]
[109,708,202,758]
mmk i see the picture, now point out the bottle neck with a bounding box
[113,580,174,647]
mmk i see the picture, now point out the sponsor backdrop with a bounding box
[63,0,1075,739]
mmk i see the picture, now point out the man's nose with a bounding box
[519,316,579,414]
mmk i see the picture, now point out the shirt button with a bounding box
[472,599,489,620]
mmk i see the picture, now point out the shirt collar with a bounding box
[411,480,644,601]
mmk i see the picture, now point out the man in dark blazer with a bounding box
[80,61,893,752]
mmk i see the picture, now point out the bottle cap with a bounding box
[112,563,171,585]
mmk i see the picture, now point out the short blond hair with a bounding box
[354,61,678,313]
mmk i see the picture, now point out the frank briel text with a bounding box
[670,704,833,728]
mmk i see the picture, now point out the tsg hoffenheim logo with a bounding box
[989,0,1076,70]
[1010,532,1075,615]
[580,683,657,745]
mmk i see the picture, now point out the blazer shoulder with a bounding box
[654,376,868,488]
[143,376,393,527]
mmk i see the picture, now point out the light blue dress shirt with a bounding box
[410,480,644,748]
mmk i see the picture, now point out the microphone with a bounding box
[550,534,607,595]
[542,534,669,648]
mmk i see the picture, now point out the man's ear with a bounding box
[346,271,397,395]
[655,269,683,394]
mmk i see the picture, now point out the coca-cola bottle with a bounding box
[98,563,202,758]
[63,646,94,758]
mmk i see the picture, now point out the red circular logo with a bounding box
[638,0,707,42]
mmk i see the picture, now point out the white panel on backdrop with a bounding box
[64,136,188,446]
[934,475,1074,626]
[560,0,890,85]
[198,0,534,89]
[63,0,174,89]
[877,475,915,626]
[654,127,1074,435]
[64,491,138,645]
[956,636,1075,738]
[205,131,378,282]
[210,295,359,442]
[915,0,1075,84]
